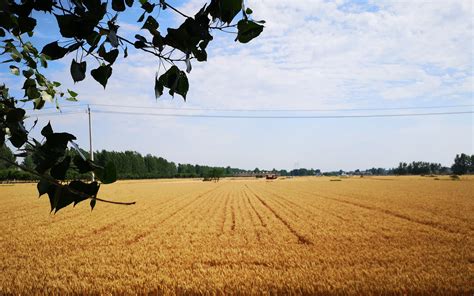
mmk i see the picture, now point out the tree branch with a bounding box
[162,1,190,18]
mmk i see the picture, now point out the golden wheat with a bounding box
[0,176,472,295]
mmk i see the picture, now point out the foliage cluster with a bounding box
[0,0,264,212]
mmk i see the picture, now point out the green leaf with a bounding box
[70,59,87,82]
[236,20,264,43]
[91,64,113,88]
[95,162,117,184]
[112,0,126,12]
[125,0,134,7]
[66,97,78,102]
[40,54,48,67]
[67,89,78,97]
[9,65,19,75]
[245,7,253,14]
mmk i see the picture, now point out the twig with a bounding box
[162,1,190,18]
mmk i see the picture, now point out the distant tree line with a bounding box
[0,144,473,181]
[392,161,447,175]
[0,146,246,181]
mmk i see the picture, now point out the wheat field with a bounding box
[0,176,472,295]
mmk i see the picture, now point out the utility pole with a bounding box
[87,105,95,181]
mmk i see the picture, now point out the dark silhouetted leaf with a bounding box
[69,181,100,206]
[51,156,71,180]
[236,20,264,43]
[137,11,146,22]
[134,40,146,48]
[45,181,100,213]
[22,69,34,78]
[91,64,112,88]
[164,16,212,55]
[41,122,53,137]
[125,0,134,7]
[142,15,158,33]
[90,198,96,210]
[33,0,55,12]
[70,59,87,82]
[107,23,119,47]
[135,34,147,42]
[157,65,189,100]
[112,0,126,12]
[55,14,96,39]
[99,48,119,64]
[207,0,242,24]
[6,108,25,123]
[154,72,163,98]
[41,41,69,60]
[37,179,51,197]
[73,155,94,173]
[141,1,155,13]
[17,16,37,34]
[95,162,117,184]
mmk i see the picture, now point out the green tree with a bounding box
[0,0,263,212]
[452,153,471,175]
[0,144,15,170]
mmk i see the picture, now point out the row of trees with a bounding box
[392,154,473,175]
[1,146,247,180]
[1,144,473,181]
[392,161,447,175]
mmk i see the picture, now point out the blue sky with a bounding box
[1,0,473,171]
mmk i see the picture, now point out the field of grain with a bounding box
[0,176,472,295]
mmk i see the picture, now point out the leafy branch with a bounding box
[0,0,264,213]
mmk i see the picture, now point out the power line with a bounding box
[92,103,474,112]
[28,111,85,118]
[91,109,474,119]
[25,103,474,113]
